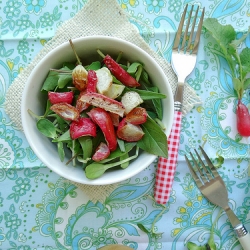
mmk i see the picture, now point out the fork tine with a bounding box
[192,7,205,54]
[186,6,199,52]
[180,5,194,51]
[194,148,213,181]
[173,4,188,50]
[184,155,203,187]
[189,151,207,183]
[199,146,220,178]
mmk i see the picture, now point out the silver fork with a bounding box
[185,146,250,250]
[155,5,205,204]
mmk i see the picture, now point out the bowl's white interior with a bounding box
[21,36,174,185]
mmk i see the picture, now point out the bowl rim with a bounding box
[21,35,174,185]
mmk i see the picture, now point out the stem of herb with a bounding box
[135,64,143,82]
[116,51,123,63]
[66,152,79,165]
[28,109,43,120]
[69,39,82,65]
[154,118,166,130]
[146,195,166,235]
[50,69,72,74]
[72,139,76,166]
[96,49,105,59]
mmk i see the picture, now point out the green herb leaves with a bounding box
[203,18,250,99]
[137,117,168,158]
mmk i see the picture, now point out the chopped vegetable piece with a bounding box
[126,107,147,125]
[109,112,120,127]
[72,64,88,91]
[50,103,80,121]
[88,107,117,151]
[80,92,125,117]
[95,67,113,94]
[48,91,74,104]
[236,99,250,137]
[103,54,140,87]
[117,118,144,142]
[86,69,98,93]
[92,142,110,161]
[104,83,125,99]
[121,91,143,114]
[76,91,90,113]
[70,117,97,140]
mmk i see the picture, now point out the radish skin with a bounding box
[236,99,250,137]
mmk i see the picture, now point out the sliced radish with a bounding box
[117,118,144,142]
[125,107,147,125]
[92,142,110,161]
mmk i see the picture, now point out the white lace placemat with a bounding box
[4,0,201,202]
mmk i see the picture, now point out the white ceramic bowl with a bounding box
[21,36,174,185]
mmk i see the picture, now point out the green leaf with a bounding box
[203,18,236,51]
[37,119,57,139]
[58,74,72,88]
[125,87,166,100]
[117,138,125,152]
[137,223,150,234]
[41,71,59,91]
[240,47,250,78]
[203,18,236,76]
[44,100,52,117]
[127,62,143,74]
[78,136,93,160]
[86,61,101,70]
[243,78,250,89]
[53,129,70,142]
[186,242,206,250]
[57,142,65,162]
[213,155,224,168]
[137,117,168,158]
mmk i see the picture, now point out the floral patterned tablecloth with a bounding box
[1,0,250,249]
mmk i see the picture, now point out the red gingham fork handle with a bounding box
[154,110,182,204]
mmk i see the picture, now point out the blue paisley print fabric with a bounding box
[0,0,250,249]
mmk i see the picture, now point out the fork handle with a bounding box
[235,225,250,250]
[226,208,250,249]
[154,110,182,204]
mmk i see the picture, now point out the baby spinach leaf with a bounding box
[127,62,143,74]
[53,129,70,142]
[41,71,59,91]
[137,117,168,158]
[124,87,166,100]
[86,61,101,70]
[37,118,57,139]
[63,62,75,70]
[58,74,72,89]
[117,138,125,152]
[149,86,163,120]
[78,136,93,161]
